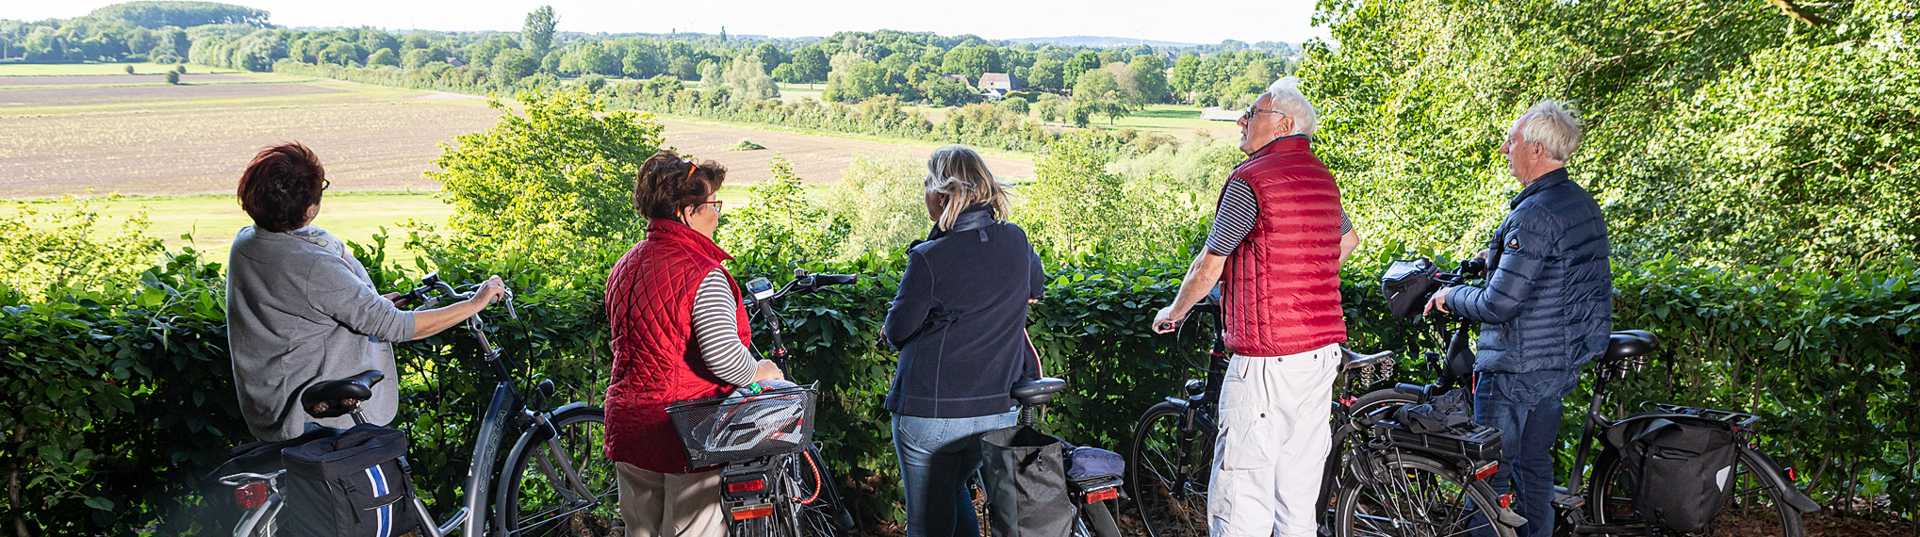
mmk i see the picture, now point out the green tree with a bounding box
[522,5,557,61]
[1027,56,1063,93]
[429,89,664,273]
[922,75,973,106]
[790,46,830,83]
[401,47,437,69]
[941,45,1000,80]
[163,69,179,84]
[1128,54,1170,104]
[490,48,537,87]
[1169,53,1202,103]
[622,42,664,77]
[1072,69,1135,125]
[366,47,398,67]
[724,55,780,100]
[1065,51,1100,81]
[559,41,620,76]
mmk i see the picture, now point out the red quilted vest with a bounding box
[1219,136,1348,357]
[604,219,750,473]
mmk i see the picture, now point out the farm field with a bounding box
[0,62,241,76]
[0,69,1034,198]
[1101,104,1238,140]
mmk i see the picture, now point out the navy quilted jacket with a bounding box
[1448,168,1612,393]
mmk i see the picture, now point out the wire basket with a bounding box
[666,383,818,467]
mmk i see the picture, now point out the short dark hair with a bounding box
[634,150,726,221]
[237,143,327,232]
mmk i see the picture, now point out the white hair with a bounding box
[1260,76,1319,137]
[1513,100,1583,161]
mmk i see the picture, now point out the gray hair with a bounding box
[1260,76,1319,137]
[1513,100,1583,161]
[925,145,1011,231]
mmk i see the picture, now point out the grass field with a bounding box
[0,62,241,76]
[1102,104,1239,140]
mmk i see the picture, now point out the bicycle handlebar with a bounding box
[400,272,518,321]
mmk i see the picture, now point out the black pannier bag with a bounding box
[1605,416,1739,533]
[980,426,1076,537]
[278,424,426,537]
[1380,258,1440,318]
[199,427,340,532]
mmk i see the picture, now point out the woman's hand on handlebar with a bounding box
[471,275,508,306]
[753,359,786,382]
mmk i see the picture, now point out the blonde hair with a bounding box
[924,145,1011,231]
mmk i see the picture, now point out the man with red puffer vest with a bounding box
[1151,76,1360,537]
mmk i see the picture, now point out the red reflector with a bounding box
[1084,487,1119,504]
[731,504,775,521]
[1785,467,1797,482]
[1498,493,1514,509]
[1473,462,1500,482]
[727,479,767,494]
[234,481,269,510]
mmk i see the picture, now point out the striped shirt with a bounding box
[1206,177,1352,256]
[692,268,755,386]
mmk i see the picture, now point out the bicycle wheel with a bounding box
[1334,451,1515,537]
[1127,401,1212,537]
[497,406,622,537]
[784,446,849,537]
[1321,390,1420,523]
[1589,447,1804,537]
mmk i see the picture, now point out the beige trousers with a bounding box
[616,462,727,537]
[1207,343,1342,537]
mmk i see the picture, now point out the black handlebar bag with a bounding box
[1604,416,1738,533]
[979,426,1075,537]
[1380,258,1439,318]
[278,424,426,537]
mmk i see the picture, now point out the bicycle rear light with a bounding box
[1083,486,1119,504]
[731,503,776,521]
[1473,461,1500,481]
[233,481,269,510]
[727,478,768,494]
[1498,493,1514,509]
[1785,467,1797,482]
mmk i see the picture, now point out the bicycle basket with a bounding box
[666,383,819,467]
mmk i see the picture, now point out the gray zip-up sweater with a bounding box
[226,226,415,441]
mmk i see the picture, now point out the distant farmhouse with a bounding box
[978,72,1017,99]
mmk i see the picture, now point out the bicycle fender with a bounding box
[1740,445,1821,513]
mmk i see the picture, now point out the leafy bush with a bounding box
[164,70,180,84]
[817,157,928,263]
[0,200,164,302]
[732,138,766,151]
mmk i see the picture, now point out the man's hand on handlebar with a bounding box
[1152,304,1185,334]
[1428,285,1451,314]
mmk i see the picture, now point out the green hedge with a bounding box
[4,244,1915,533]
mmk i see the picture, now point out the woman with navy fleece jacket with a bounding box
[883,145,1047,537]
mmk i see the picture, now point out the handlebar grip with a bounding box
[815,274,857,285]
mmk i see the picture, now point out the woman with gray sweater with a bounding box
[225,142,507,441]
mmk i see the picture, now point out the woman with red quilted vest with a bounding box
[605,151,784,537]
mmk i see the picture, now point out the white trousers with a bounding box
[1207,343,1342,537]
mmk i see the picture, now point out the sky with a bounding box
[9,0,1329,45]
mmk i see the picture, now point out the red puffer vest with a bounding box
[1219,136,1348,357]
[604,219,750,473]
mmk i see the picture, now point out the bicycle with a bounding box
[665,270,858,537]
[964,376,1127,537]
[1336,258,1820,537]
[1126,291,1411,537]
[212,273,618,537]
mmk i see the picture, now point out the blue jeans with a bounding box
[892,410,1020,537]
[1472,386,1565,537]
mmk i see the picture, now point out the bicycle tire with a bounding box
[1334,451,1516,537]
[1588,447,1804,537]
[1080,499,1123,537]
[1320,390,1421,521]
[1127,401,1211,537]
[497,405,621,537]
[785,445,849,537]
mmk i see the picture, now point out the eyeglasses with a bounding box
[700,199,724,213]
[1240,106,1285,122]
[320,178,331,191]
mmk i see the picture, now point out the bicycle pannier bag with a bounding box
[1380,258,1439,318]
[200,427,340,533]
[980,426,1075,537]
[278,424,425,537]
[1605,416,1738,533]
